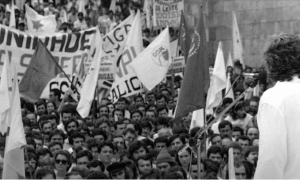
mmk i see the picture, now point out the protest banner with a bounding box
[153,0,184,28]
[167,56,185,75]
[0,24,100,99]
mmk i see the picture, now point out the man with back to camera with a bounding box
[254,33,300,178]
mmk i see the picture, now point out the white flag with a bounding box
[143,0,152,29]
[225,74,235,100]
[130,27,171,90]
[253,82,260,97]
[0,52,11,134]
[232,11,245,69]
[110,10,144,103]
[109,0,117,13]
[206,42,227,112]
[25,5,57,33]
[227,52,234,68]
[9,1,16,28]
[191,109,204,131]
[77,30,103,118]
[2,68,26,179]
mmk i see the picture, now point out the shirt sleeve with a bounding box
[254,103,287,179]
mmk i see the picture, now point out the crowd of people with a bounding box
[0,0,269,179]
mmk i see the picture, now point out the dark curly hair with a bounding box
[264,33,300,82]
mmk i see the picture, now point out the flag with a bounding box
[25,5,57,33]
[253,82,260,97]
[77,30,102,118]
[9,1,16,28]
[130,27,171,90]
[0,52,11,134]
[2,68,26,179]
[109,0,117,13]
[191,109,204,131]
[174,8,210,119]
[178,11,190,62]
[19,40,61,102]
[228,148,236,180]
[232,11,245,69]
[78,0,88,16]
[225,74,235,100]
[71,57,85,102]
[110,10,144,103]
[227,52,234,68]
[206,42,227,113]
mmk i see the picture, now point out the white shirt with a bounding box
[254,78,300,179]
[225,113,253,132]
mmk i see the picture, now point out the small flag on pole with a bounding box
[232,11,245,69]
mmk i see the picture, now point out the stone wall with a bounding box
[184,0,300,68]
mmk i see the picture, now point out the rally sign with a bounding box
[167,56,185,75]
[0,24,100,99]
[153,0,184,27]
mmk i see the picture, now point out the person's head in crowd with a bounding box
[34,167,56,179]
[234,161,247,179]
[18,21,25,31]
[24,152,38,178]
[156,93,168,106]
[141,138,154,152]
[245,146,259,165]
[134,95,144,106]
[26,112,37,125]
[36,100,47,116]
[113,135,125,151]
[60,108,73,125]
[39,157,55,170]
[76,150,93,168]
[155,148,177,177]
[123,118,131,127]
[140,168,161,179]
[136,154,153,175]
[136,104,146,117]
[37,148,52,161]
[249,96,259,114]
[41,120,53,135]
[140,120,152,137]
[46,101,56,113]
[86,138,99,159]
[49,129,65,145]
[99,105,109,116]
[233,126,244,140]
[190,158,206,179]
[69,132,85,150]
[237,135,251,152]
[107,161,128,179]
[107,102,115,114]
[145,109,156,119]
[22,117,31,134]
[112,108,124,120]
[65,118,79,135]
[231,101,247,120]
[218,120,233,138]
[86,121,94,133]
[71,165,90,178]
[154,136,170,151]
[156,117,169,130]
[144,28,151,38]
[26,137,37,150]
[114,120,126,136]
[147,92,156,104]
[86,171,109,179]
[96,121,111,136]
[54,150,72,172]
[48,141,62,156]
[157,105,169,117]
[207,145,224,165]
[158,128,173,138]
[123,128,136,147]
[176,145,193,171]
[49,89,61,103]
[228,142,243,161]
[87,159,105,172]
[210,134,222,146]
[116,97,128,110]
[77,12,84,22]
[251,137,259,146]
[92,128,107,144]
[246,126,259,140]
[99,142,114,165]
[170,134,185,150]
[64,171,83,179]
[130,109,143,122]
[129,141,148,160]
[47,114,59,129]
[221,134,233,147]
[33,135,44,151]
